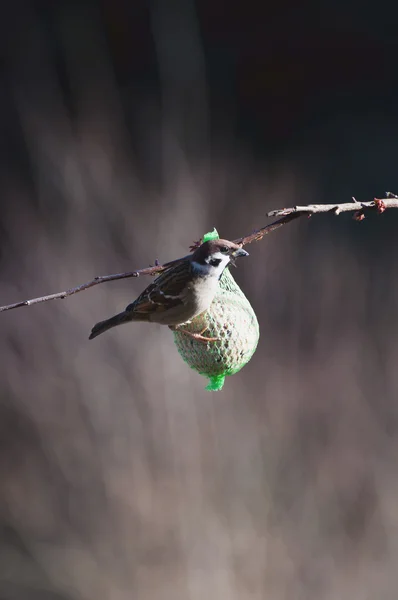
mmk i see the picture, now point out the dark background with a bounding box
[1,1,398,599]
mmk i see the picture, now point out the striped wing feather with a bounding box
[126,261,192,314]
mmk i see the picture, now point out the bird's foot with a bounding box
[173,325,219,343]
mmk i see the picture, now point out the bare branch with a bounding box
[0,260,184,313]
[232,212,304,246]
[0,193,395,313]
[267,193,398,219]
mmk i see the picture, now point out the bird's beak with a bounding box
[229,246,249,267]
[232,247,249,258]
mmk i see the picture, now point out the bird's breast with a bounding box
[187,275,219,316]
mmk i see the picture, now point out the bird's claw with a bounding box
[174,325,219,343]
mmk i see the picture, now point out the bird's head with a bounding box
[191,239,249,276]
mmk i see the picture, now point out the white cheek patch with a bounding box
[207,251,229,263]
[192,253,230,275]
[205,252,230,267]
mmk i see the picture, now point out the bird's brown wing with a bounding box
[126,261,192,315]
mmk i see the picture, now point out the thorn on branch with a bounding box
[353,211,366,221]
[189,239,202,252]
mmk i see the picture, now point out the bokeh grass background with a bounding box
[1,2,398,599]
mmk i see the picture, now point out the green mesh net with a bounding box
[172,229,260,391]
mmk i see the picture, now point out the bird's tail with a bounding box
[89,310,135,340]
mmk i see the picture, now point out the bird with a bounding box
[89,239,249,341]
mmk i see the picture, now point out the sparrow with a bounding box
[89,239,248,341]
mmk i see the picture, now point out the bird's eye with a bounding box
[220,246,229,254]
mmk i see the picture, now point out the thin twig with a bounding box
[268,193,398,219]
[0,193,395,313]
[233,212,304,245]
[0,260,184,313]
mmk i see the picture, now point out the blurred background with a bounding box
[1,1,398,598]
